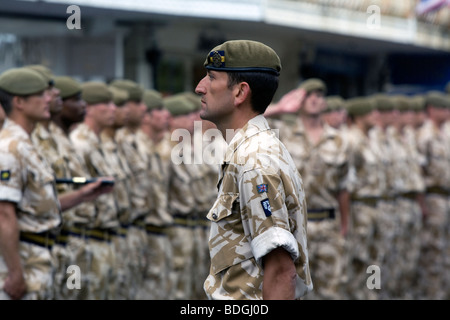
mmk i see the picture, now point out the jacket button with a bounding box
[212,213,218,220]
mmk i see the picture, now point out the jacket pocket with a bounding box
[207,193,253,274]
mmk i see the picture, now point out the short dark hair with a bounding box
[227,71,279,114]
[0,89,13,115]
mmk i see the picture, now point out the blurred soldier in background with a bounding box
[182,91,217,299]
[416,91,450,300]
[139,89,174,300]
[321,95,347,130]
[164,93,197,300]
[369,94,400,299]
[32,71,101,300]
[271,78,350,300]
[391,94,426,299]
[100,86,134,299]
[110,79,150,299]
[0,68,112,300]
[69,81,119,299]
[344,96,384,300]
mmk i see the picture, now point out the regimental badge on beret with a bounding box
[0,170,10,181]
[209,50,225,68]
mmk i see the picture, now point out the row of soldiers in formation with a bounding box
[0,64,218,300]
[0,63,449,300]
[265,78,450,300]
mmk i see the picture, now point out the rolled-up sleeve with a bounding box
[239,166,299,266]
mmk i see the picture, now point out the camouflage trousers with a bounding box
[87,236,116,300]
[0,242,53,300]
[126,225,148,300]
[167,223,195,300]
[346,201,379,300]
[416,193,449,300]
[390,197,423,299]
[373,199,397,299]
[191,222,210,300]
[138,225,173,300]
[303,219,346,300]
[52,233,92,300]
[110,232,130,300]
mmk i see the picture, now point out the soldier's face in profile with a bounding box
[48,85,63,115]
[62,93,86,124]
[195,70,235,125]
[149,107,170,131]
[21,90,52,121]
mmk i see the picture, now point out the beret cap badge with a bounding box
[209,50,225,68]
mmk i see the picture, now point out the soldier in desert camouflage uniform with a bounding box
[182,91,219,300]
[164,93,199,300]
[100,86,134,299]
[139,89,174,300]
[390,95,427,298]
[0,68,112,300]
[344,97,384,300]
[273,78,350,300]
[70,81,119,300]
[110,79,150,299]
[416,91,450,300]
[31,71,101,300]
[195,40,312,300]
[50,75,100,300]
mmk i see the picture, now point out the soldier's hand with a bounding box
[277,88,306,114]
[4,270,27,300]
[79,177,115,202]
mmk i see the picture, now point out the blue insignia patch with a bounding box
[256,183,268,194]
[0,170,10,181]
[260,198,272,217]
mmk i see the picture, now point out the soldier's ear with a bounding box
[12,96,27,112]
[233,82,250,107]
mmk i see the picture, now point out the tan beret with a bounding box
[324,95,345,112]
[24,64,54,86]
[164,93,196,116]
[54,76,82,99]
[82,81,112,105]
[345,97,374,116]
[110,79,143,102]
[109,86,129,107]
[204,40,281,75]
[299,78,327,95]
[426,91,450,109]
[372,93,395,112]
[143,89,163,111]
[0,67,48,95]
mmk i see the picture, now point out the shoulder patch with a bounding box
[260,198,272,217]
[256,183,268,194]
[0,170,10,181]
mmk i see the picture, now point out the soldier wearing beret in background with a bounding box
[343,97,385,300]
[31,72,102,300]
[110,79,151,299]
[195,40,313,300]
[100,85,135,300]
[139,89,174,300]
[321,95,347,130]
[164,93,200,300]
[266,78,351,300]
[69,81,119,299]
[0,68,113,300]
[415,91,450,299]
